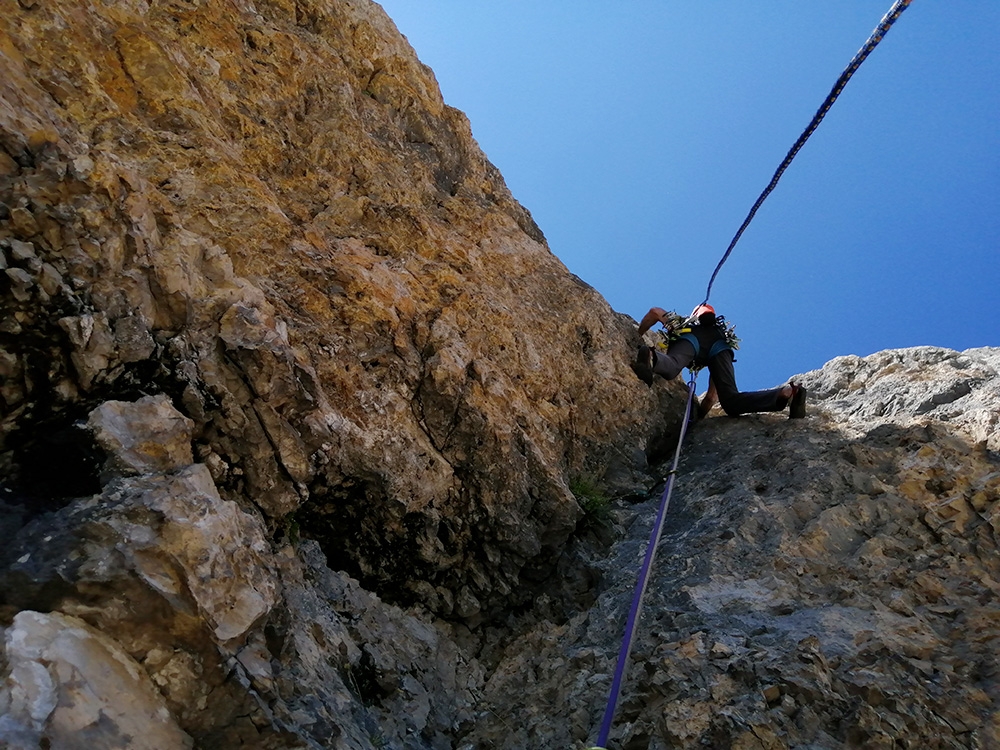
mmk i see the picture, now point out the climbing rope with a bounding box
[593,8,916,745]
[703,0,914,305]
[593,372,699,750]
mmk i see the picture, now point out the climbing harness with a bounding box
[702,0,914,305]
[593,372,699,750]
[671,328,739,369]
[653,310,741,362]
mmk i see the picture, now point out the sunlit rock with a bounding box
[0,611,193,750]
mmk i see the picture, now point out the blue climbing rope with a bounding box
[594,372,699,749]
[703,0,914,305]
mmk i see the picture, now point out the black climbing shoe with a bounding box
[789,384,807,419]
[633,346,655,386]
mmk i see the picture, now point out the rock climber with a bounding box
[633,303,806,419]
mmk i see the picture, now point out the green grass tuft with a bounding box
[570,475,611,525]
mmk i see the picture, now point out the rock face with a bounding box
[1,610,194,750]
[0,0,676,623]
[801,346,1000,451]
[460,346,1000,749]
[2,1,997,748]
[1,0,683,746]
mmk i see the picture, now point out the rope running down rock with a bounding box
[596,6,916,744]
[593,373,699,748]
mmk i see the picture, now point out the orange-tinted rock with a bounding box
[0,0,680,621]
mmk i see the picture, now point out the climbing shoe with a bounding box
[633,346,655,386]
[789,384,807,419]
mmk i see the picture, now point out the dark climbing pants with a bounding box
[651,340,785,416]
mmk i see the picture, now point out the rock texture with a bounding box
[802,346,1000,451]
[1,0,682,746]
[0,610,193,750]
[0,0,677,623]
[460,346,1000,749]
[2,1,997,748]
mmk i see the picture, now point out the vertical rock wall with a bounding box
[0,0,679,621]
[461,347,1000,749]
[1,4,996,744]
[0,1,687,746]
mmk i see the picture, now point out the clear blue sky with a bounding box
[376,2,999,390]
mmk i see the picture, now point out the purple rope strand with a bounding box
[596,375,698,748]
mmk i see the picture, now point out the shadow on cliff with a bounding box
[457,393,1000,747]
[555,406,1000,749]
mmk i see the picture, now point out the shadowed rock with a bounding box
[461,346,1000,748]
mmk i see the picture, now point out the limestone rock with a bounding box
[270,541,484,749]
[461,348,1000,748]
[799,345,1000,450]
[4,464,278,646]
[1,463,285,745]
[57,313,116,391]
[88,394,195,480]
[7,0,994,747]
[0,610,193,750]
[0,0,676,623]
[0,0,682,742]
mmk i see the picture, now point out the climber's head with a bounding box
[690,303,715,324]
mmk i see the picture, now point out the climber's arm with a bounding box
[638,307,672,336]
